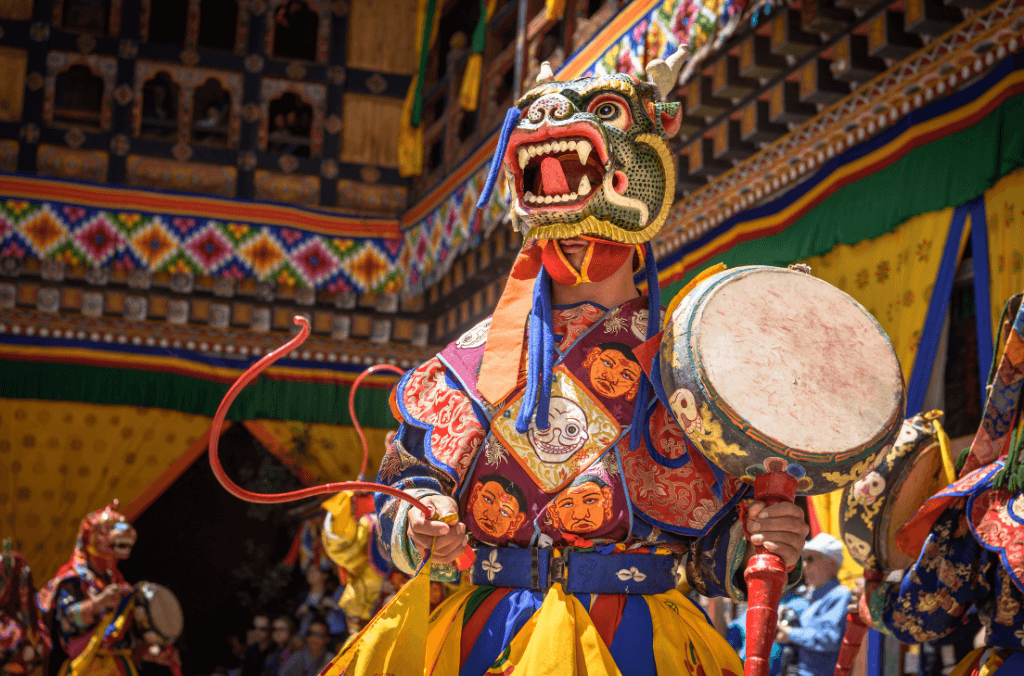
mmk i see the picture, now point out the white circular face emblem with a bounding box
[456,317,492,350]
[526,396,590,463]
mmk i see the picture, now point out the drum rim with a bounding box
[675,265,905,464]
[135,581,184,642]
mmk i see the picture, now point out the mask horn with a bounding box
[645,46,688,99]
[536,61,555,84]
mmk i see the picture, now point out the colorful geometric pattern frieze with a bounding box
[0,193,405,294]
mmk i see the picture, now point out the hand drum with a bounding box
[659,266,905,676]
[838,411,949,573]
[133,582,184,646]
[660,265,905,495]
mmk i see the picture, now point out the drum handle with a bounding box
[207,315,431,516]
[833,570,883,676]
[744,471,798,676]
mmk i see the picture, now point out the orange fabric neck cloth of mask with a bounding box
[478,237,637,406]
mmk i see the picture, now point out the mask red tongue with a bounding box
[539,157,570,196]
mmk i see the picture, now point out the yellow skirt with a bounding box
[326,564,743,676]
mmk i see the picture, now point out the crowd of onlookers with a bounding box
[218,566,351,676]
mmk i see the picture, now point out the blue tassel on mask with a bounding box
[516,267,555,434]
[476,107,522,215]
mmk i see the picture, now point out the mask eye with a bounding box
[587,94,632,131]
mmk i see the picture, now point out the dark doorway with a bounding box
[119,424,307,675]
[192,78,231,146]
[54,64,104,129]
[147,0,189,45]
[141,72,180,139]
[272,0,319,62]
[198,0,239,51]
[267,92,312,157]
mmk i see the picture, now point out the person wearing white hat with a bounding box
[774,533,850,676]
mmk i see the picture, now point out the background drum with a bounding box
[839,411,950,573]
[132,582,184,649]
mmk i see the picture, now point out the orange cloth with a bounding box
[478,244,544,406]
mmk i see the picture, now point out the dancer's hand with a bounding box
[407,494,468,564]
[745,501,809,571]
[94,583,131,611]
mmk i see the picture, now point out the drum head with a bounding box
[881,442,946,570]
[136,582,184,642]
[695,268,902,454]
[661,266,905,495]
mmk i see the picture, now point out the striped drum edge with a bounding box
[659,265,905,496]
[839,412,947,571]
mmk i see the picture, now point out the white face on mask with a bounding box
[527,396,590,463]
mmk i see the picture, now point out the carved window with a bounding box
[61,0,110,34]
[53,64,104,129]
[147,0,189,44]
[267,92,312,157]
[271,0,319,61]
[198,0,239,51]
[192,78,231,146]
[140,72,180,139]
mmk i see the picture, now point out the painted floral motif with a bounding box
[399,358,486,486]
[552,303,606,350]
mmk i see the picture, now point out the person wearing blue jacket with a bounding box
[774,534,850,676]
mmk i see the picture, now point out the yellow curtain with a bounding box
[799,205,971,586]
[982,167,1024,338]
[244,420,391,485]
[0,399,214,581]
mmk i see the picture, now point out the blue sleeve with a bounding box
[870,499,990,643]
[786,586,851,652]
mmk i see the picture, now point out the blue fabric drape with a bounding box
[969,195,993,403]
[906,204,969,415]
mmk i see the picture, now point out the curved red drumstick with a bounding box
[348,363,406,481]
[207,315,429,515]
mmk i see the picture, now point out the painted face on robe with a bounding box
[583,342,642,401]
[549,474,614,534]
[468,475,528,541]
[526,396,589,463]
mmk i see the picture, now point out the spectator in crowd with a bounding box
[774,534,850,676]
[240,613,273,676]
[280,618,332,676]
[292,564,346,640]
[262,616,295,676]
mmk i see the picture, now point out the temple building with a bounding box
[1,0,1023,672]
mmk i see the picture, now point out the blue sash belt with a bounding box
[469,547,677,595]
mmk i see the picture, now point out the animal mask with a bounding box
[503,73,683,245]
